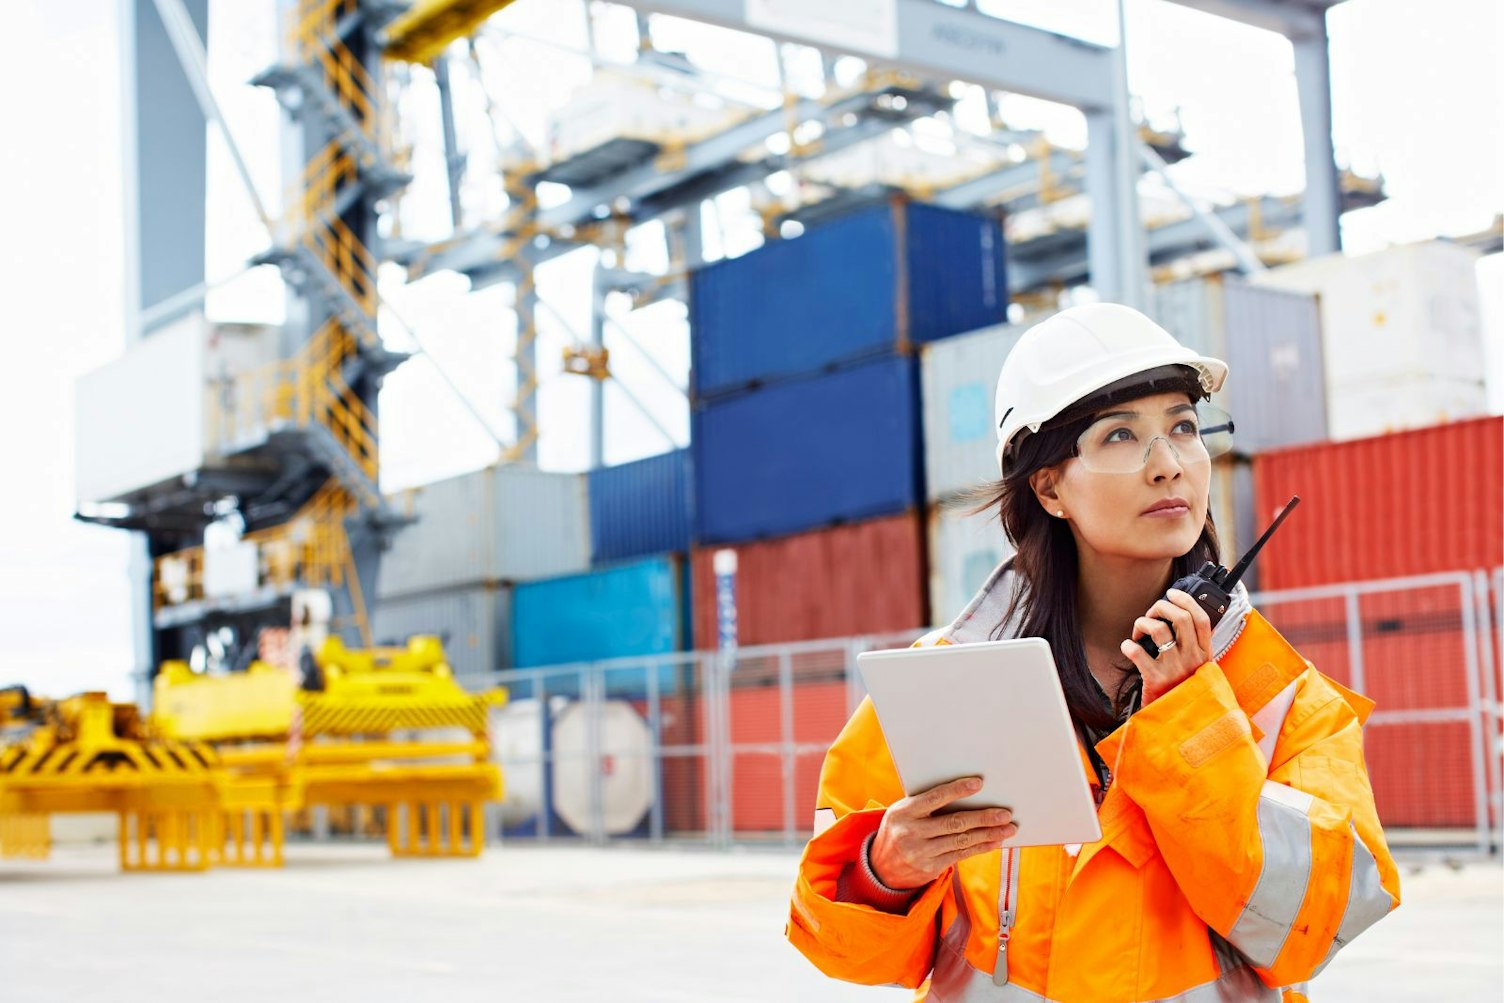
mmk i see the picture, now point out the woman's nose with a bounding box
[1144,437,1183,479]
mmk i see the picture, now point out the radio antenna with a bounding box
[1221,496,1301,589]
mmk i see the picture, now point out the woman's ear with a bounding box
[1029,465,1064,516]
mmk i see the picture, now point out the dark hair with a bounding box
[963,371,1220,740]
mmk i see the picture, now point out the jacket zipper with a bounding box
[993,846,1019,986]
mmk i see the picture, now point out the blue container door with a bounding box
[690,205,899,400]
[903,202,1008,344]
[589,449,692,564]
[692,355,922,544]
[513,557,683,668]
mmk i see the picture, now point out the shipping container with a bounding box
[1252,417,1503,589]
[928,501,1013,627]
[693,356,922,544]
[1152,275,1329,453]
[512,556,688,669]
[588,449,692,564]
[377,465,590,599]
[75,312,280,505]
[690,512,927,649]
[690,200,1007,401]
[920,322,1029,502]
[370,584,511,679]
[1209,456,1256,580]
[1253,241,1488,440]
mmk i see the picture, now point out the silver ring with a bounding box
[1155,638,1177,657]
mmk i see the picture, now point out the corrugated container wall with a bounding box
[693,356,922,544]
[689,200,1007,402]
[1209,457,1257,587]
[371,585,511,679]
[921,322,1029,502]
[928,503,1013,627]
[690,513,927,649]
[1253,241,1488,440]
[588,449,692,565]
[377,465,590,599]
[512,556,687,668]
[1151,276,1328,453]
[1252,417,1503,589]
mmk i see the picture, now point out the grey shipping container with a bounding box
[927,501,1014,628]
[1151,275,1328,454]
[378,464,591,599]
[371,584,512,679]
[920,321,1031,502]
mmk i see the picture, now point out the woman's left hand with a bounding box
[1120,588,1214,705]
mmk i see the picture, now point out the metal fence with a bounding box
[474,569,1504,854]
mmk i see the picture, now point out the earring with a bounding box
[1056,510,1065,518]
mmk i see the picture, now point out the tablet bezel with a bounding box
[856,638,1103,849]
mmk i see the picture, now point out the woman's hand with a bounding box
[1120,587,1214,705]
[868,777,1018,890]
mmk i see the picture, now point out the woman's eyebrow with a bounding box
[1166,403,1196,415]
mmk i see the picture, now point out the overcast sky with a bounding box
[0,0,1499,699]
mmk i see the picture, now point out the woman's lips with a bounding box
[1141,505,1190,519]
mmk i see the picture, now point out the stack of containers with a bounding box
[689,198,1009,649]
[689,199,1008,835]
[919,322,1027,622]
[497,449,696,837]
[1252,241,1489,440]
[1251,417,1503,829]
[371,465,591,678]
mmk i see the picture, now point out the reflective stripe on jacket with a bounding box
[787,562,1399,1002]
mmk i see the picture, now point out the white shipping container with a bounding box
[75,314,280,504]
[377,466,590,598]
[370,584,512,678]
[920,322,1030,502]
[1254,241,1486,397]
[1326,376,1490,442]
[927,502,1014,628]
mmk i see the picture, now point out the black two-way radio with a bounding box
[1137,496,1302,658]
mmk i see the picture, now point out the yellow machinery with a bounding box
[0,692,233,871]
[152,635,506,862]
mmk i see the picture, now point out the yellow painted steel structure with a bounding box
[153,635,507,861]
[0,693,233,871]
[0,637,504,873]
[383,0,522,64]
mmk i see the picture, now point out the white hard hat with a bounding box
[995,303,1228,474]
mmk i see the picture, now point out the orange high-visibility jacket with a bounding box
[787,565,1399,1002]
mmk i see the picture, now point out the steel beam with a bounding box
[1161,0,1332,37]
[629,0,1117,109]
[1290,20,1343,255]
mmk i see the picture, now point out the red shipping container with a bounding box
[1252,417,1503,589]
[1364,719,1479,828]
[691,511,928,649]
[724,678,851,833]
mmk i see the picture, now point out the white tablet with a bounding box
[856,638,1102,849]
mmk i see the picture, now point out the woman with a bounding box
[787,304,1398,1003]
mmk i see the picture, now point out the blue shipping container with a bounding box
[588,449,693,565]
[692,355,922,544]
[513,556,687,669]
[689,200,1007,401]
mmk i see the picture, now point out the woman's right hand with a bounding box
[868,777,1018,889]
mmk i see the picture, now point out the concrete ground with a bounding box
[0,843,1498,1002]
